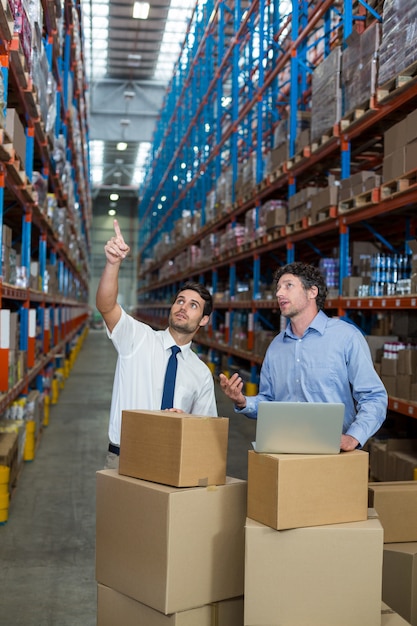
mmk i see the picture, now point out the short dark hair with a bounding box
[274,262,328,311]
[174,281,213,316]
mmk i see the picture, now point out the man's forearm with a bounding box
[96,262,120,314]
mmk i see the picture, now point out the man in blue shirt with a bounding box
[219,262,387,451]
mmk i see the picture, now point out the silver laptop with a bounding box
[253,401,345,454]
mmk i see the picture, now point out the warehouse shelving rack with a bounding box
[0,0,91,413]
[136,0,417,420]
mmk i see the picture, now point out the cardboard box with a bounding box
[397,374,412,400]
[244,513,384,626]
[398,349,417,376]
[270,143,288,170]
[392,312,417,339]
[392,452,417,481]
[406,108,417,143]
[365,335,398,363]
[342,276,370,297]
[96,471,246,614]
[405,139,417,174]
[382,601,415,625]
[382,375,397,397]
[5,108,27,169]
[385,440,417,481]
[119,410,229,487]
[385,119,408,156]
[97,584,244,626]
[383,543,417,626]
[381,358,398,377]
[383,148,406,182]
[369,482,417,543]
[265,206,287,230]
[247,449,369,530]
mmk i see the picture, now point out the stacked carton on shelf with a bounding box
[369,481,417,625]
[383,110,417,185]
[96,410,246,625]
[244,448,384,625]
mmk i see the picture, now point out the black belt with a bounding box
[108,443,120,456]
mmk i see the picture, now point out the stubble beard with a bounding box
[169,312,200,336]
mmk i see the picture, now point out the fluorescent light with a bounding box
[117,142,128,151]
[132,2,150,19]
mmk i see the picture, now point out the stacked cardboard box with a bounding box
[382,601,415,625]
[244,449,384,625]
[339,170,381,204]
[383,110,417,183]
[5,109,27,171]
[288,185,319,223]
[1,224,13,283]
[310,184,339,223]
[97,584,244,626]
[368,439,417,482]
[96,411,246,625]
[369,482,417,625]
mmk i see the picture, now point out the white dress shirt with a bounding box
[106,308,217,444]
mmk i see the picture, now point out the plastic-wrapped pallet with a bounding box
[311,46,342,143]
[342,21,380,115]
[378,0,417,87]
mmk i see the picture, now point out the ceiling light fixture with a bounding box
[132,2,150,19]
[117,142,128,151]
[127,53,142,68]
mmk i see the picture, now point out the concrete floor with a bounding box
[0,328,255,625]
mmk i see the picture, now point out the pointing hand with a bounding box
[104,219,131,264]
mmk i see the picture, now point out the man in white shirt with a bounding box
[96,220,217,468]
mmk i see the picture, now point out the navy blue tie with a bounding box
[161,345,181,409]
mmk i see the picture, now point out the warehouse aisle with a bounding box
[0,328,255,625]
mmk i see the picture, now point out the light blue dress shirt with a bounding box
[238,310,388,446]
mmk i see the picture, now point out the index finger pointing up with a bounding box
[113,219,122,239]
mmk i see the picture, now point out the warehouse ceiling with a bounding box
[83,0,195,215]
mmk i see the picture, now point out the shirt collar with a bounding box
[163,328,191,356]
[284,310,328,339]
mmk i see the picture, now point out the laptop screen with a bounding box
[254,401,345,454]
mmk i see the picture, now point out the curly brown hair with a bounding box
[274,262,328,311]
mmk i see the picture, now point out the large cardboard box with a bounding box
[382,601,414,625]
[369,482,417,543]
[119,410,229,487]
[383,543,417,626]
[97,584,244,626]
[398,349,417,377]
[244,513,384,626]
[384,119,408,156]
[247,449,369,530]
[370,439,417,482]
[96,470,246,614]
[5,108,27,169]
